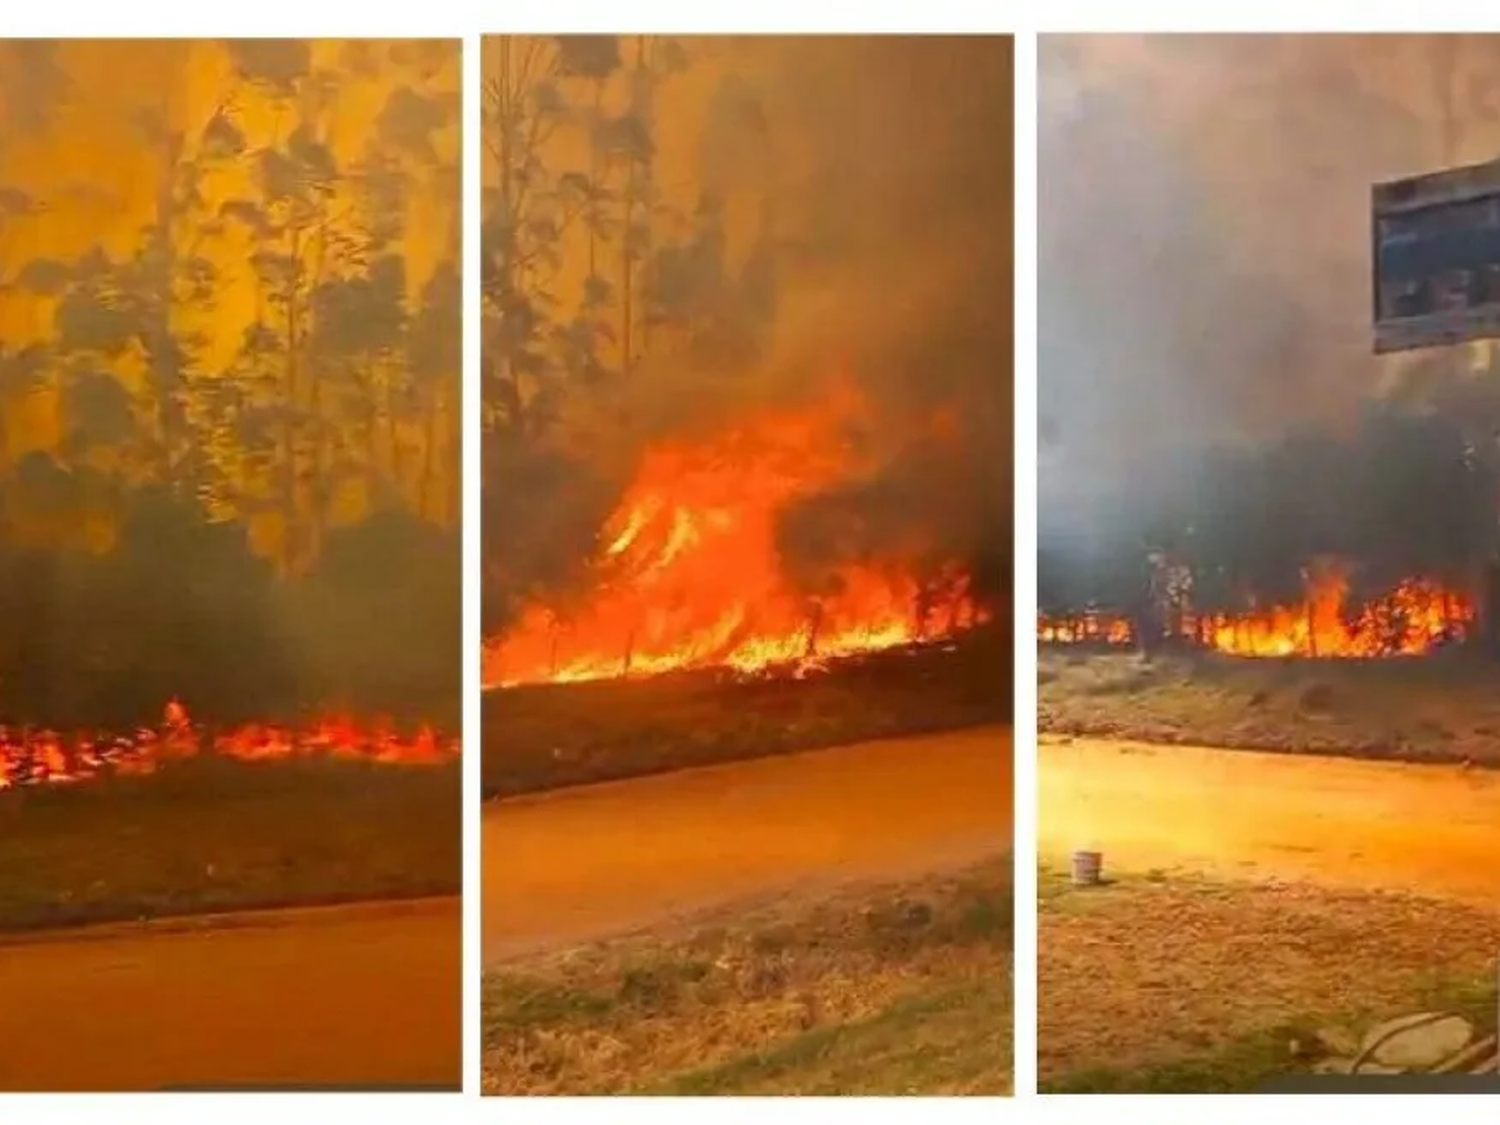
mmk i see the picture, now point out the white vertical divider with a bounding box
[460,28,484,1100]
[1011,26,1040,1103]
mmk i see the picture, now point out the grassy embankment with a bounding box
[484,858,1013,1095]
[0,758,459,933]
[486,627,1012,799]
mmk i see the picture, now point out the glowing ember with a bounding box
[1038,572,1473,658]
[485,381,985,687]
[0,700,458,792]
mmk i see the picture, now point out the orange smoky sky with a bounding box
[0,39,459,553]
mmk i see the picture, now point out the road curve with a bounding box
[1041,736,1500,901]
[484,726,1013,964]
[0,897,460,1092]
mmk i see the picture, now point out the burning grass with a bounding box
[1037,647,1500,765]
[483,626,1011,799]
[481,857,1012,1096]
[1039,569,1471,658]
[1038,865,1500,1093]
[0,755,459,933]
[0,701,458,791]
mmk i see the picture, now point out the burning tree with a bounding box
[481,37,1013,685]
[1039,403,1490,658]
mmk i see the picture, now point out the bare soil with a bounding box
[1039,868,1500,1092]
[1039,646,1500,765]
[0,897,460,1092]
[484,726,1011,964]
[483,859,1012,1096]
[1039,736,1500,905]
[486,626,1011,798]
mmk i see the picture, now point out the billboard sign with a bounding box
[1373,158,1500,354]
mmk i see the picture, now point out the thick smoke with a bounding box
[484,35,1014,621]
[1040,34,1500,534]
[755,37,1013,603]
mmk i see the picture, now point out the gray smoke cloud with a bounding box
[489,36,1014,614]
[1039,33,1500,531]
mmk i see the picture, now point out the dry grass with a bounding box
[0,759,459,933]
[1038,647,1500,765]
[482,857,1013,1095]
[1039,867,1500,1092]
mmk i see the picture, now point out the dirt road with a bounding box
[0,897,459,1092]
[1041,736,1500,899]
[484,726,1013,962]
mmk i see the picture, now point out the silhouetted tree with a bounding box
[0,40,460,726]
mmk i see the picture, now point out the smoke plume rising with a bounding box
[1040,33,1500,525]
[484,35,1013,630]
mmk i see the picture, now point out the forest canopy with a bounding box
[1039,393,1495,642]
[0,40,460,727]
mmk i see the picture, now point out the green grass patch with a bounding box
[1046,969,1498,1093]
[482,979,618,1035]
[654,977,1012,1095]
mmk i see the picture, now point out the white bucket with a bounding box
[1071,849,1103,886]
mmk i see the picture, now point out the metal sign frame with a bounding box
[1372,157,1500,354]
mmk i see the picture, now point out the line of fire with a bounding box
[1038,33,1500,1095]
[481,35,1014,1096]
[1041,155,1500,663]
[0,40,460,1092]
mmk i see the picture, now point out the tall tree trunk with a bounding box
[638,37,655,357]
[148,131,188,491]
[621,161,635,379]
[420,380,441,522]
[280,224,303,577]
[495,39,515,443]
[588,78,603,280]
[621,35,655,378]
[306,215,332,567]
[385,353,402,493]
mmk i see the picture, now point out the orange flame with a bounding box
[485,381,985,687]
[1038,571,1473,658]
[0,699,458,791]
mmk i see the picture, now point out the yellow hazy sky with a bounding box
[0,40,460,557]
[0,39,459,370]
